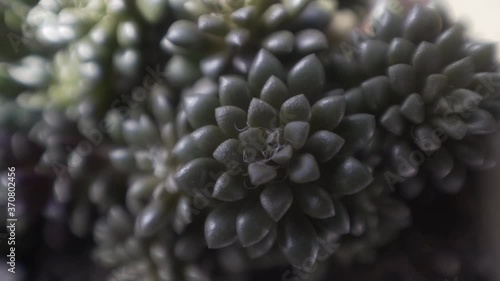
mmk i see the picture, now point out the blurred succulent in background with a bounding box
[326,4,500,197]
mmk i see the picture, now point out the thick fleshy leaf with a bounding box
[400,93,425,124]
[336,114,376,153]
[225,28,251,48]
[135,199,168,238]
[431,117,468,140]
[448,89,483,114]
[287,54,325,99]
[110,148,136,172]
[380,105,406,136]
[198,14,228,35]
[361,76,392,113]
[175,158,224,194]
[184,94,219,129]
[260,183,293,222]
[331,157,373,195]
[310,96,346,131]
[248,98,279,128]
[283,0,309,15]
[467,42,496,71]
[237,201,274,247]
[289,153,320,184]
[422,74,448,103]
[263,31,295,55]
[201,51,231,78]
[388,38,415,65]
[360,40,388,76]
[205,204,240,249]
[294,184,335,219]
[260,76,290,109]
[248,49,286,91]
[436,25,465,63]
[375,11,404,41]
[388,64,416,98]
[435,163,466,194]
[272,144,294,164]
[136,0,169,24]
[403,5,442,43]
[344,87,367,114]
[284,121,310,150]
[443,57,475,88]
[213,139,244,167]
[426,148,454,179]
[261,3,288,29]
[390,141,419,178]
[248,162,278,186]
[466,109,497,135]
[279,211,319,267]
[412,124,442,152]
[166,20,205,50]
[304,131,344,162]
[295,29,328,54]
[172,135,206,163]
[246,226,277,258]
[313,200,350,235]
[215,106,247,138]
[231,6,257,26]
[219,76,253,110]
[191,125,227,155]
[469,73,500,98]
[413,42,443,77]
[280,94,312,123]
[213,172,248,201]
[399,176,425,199]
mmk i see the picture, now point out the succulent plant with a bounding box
[325,4,500,195]
[169,47,384,268]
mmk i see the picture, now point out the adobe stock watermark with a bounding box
[282,234,340,281]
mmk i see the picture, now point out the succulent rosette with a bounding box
[326,4,500,195]
[162,0,340,87]
[171,48,379,267]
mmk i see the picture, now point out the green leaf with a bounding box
[442,57,475,88]
[304,131,344,162]
[361,76,392,113]
[191,125,227,155]
[246,226,277,258]
[289,153,320,184]
[295,29,328,54]
[215,106,248,138]
[380,105,406,136]
[403,5,442,43]
[248,98,279,128]
[237,201,274,247]
[205,204,240,249]
[287,54,325,99]
[336,114,376,153]
[135,198,168,238]
[310,95,346,132]
[280,94,311,123]
[331,157,373,195]
[184,94,219,129]
[400,93,425,124]
[388,64,416,98]
[213,139,244,167]
[388,38,415,66]
[219,75,253,110]
[248,162,278,186]
[284,121,310,150]
[260,76,291,109]
[175,158,223,195]
[279,210,319,267]
[248,49,286,91]
[213,173,248,202]
[263,31,295,55]
[412,42,443,77]
[360,40,388,76]
[294,184,335,218]
[260,183,293,222]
